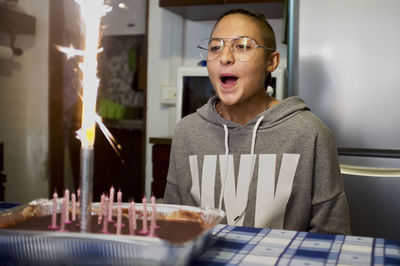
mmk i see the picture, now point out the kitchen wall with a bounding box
[145,2,287,197]
[0,0,49,203]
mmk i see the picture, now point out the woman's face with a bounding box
[207,14,276,107]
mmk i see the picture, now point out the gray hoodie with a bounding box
[164,95,351,235]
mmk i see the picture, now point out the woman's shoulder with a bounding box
[294,110,337,143]
[276,98,335,139]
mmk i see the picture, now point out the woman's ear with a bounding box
[266,51,280,72]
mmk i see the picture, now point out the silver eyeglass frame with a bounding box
[197,36,275,62]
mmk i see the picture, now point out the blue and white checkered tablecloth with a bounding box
[192,224,400,266]
[0,202,19,211]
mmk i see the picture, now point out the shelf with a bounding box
[149,136,172,145]
[0,6,35,35]
[159,0,285,21]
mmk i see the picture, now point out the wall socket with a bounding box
[160,85,176,106]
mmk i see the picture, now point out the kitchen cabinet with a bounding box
[149,137,172,198]
[0,143,5,201]
[159,0,285,21]
[102,0,146,36]
[92,125,144,203]
[0,5,35,35]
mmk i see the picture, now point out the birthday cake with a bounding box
[2,206,205,245]
[0,190,225,265]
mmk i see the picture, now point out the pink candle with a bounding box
[64,189,71,224]
[149,218,157,237]
[108,186,115,222]
[116,203,122,235]
[48,191,59,229]
[114,190,125,227]
[129,201,136,235]
[58,196,68,232]
[139,197,149,235]
[117,190,122,204]
[71,193,76,222]
[77,188,81,207]
[101,196,109,234]
[98,193,105,224]
[77,188,81,222]
[151,196,159,229]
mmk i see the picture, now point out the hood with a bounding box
[196,95,310,129]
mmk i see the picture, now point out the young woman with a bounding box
[164,9,351,234]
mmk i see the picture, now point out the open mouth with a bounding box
[220,76,238,85]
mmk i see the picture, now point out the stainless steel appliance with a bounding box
[287,0,400,240]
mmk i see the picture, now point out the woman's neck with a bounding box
[217,92,274,126]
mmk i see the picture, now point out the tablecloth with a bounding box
[192,224,400,265]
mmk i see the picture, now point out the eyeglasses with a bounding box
[197,36,275,62]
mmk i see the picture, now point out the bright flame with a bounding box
[57,1,122,156]
[118,3,127,9]
[74,0,111,149]
[56,44,83,60]
[56,45,104,61]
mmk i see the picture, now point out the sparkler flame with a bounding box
[74,0,111,149]
[57,0,123,156]
[64,0,113,233]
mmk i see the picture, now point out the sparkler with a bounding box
[75,0,111,233]
[57,0,132,232]
[56,0,111,232]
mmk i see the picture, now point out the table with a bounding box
[1,203,399,265]
[192,224,400,265]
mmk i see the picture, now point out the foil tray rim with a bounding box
[0,199,226,265]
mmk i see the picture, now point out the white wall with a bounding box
[0,0,49,203]
[145,1,286,197]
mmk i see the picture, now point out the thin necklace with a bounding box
[217,95,272,115]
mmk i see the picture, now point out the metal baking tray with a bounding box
[0,199,225,265]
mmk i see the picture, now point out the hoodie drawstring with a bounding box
[218,115,265,222]
[251,115,264,155]
[218,124,229,211]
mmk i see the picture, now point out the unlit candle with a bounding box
[129,201,136,235]
[140,197,149,235]
[71,193,76,221]
[101,196,109,234]
[108,186,115,222]
[48,192,59,229]
[58,196,68,232]
[98,193,105,224]
[65,189,71,224]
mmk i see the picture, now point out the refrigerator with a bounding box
[287,0,400,240]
